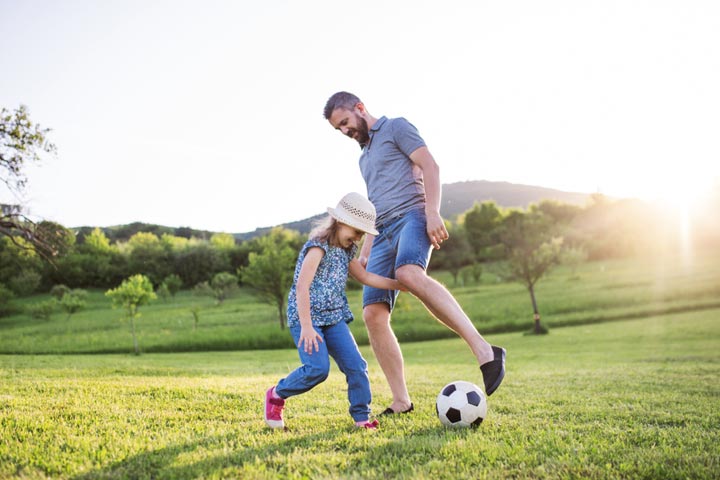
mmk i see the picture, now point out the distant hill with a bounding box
[234,180,592,241]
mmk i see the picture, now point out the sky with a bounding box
[1,0,719,233]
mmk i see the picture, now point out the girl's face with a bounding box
[335,223,365,249]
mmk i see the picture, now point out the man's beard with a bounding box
[352,116,370,147]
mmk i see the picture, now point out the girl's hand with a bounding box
[299,326,323,355]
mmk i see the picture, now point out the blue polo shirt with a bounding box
[359,116,427,225]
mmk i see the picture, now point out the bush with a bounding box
[50,284,71,300]
[0,284,19,317]
[161,274,182,296]
[9,270,41,296]
[27,299,56,320]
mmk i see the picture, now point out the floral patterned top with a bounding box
[286,239,357,328]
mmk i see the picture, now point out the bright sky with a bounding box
[2,0,718,233]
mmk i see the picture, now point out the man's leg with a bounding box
[363,302,413,413]
[396,264,494,365]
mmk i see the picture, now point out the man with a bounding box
[323,92,506,415]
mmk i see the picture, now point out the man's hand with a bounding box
[426,211,449,250]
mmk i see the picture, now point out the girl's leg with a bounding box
[275,324,331,399]
[324,321,372,422]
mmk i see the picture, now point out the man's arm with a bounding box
[409,146,449,249]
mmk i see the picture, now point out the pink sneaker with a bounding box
[264,387,285,429]
[355,419,379,429]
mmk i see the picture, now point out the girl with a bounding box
[264,192,404,430]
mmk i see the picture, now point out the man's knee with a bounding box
[396,264,426,288]
[363,304,390,330]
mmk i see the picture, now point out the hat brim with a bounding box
[327,207,379,236]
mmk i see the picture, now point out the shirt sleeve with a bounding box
[392,117,426,158]
[302,239,328,257]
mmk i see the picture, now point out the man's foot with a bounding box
[264,386,285,429]
[480,345,506,396]
[378,403,414,416]
[355,419,380,429]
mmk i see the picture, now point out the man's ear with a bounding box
[355,102,367,115]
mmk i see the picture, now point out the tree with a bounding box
[174,243,225,287]
[59,289,88,321]
[464,201,504,262]
[238,227,299,329]
[160,274,182,297]
[430,221,473,285]
[209,272,239,304]
[126,232,173,285]
[1,105,62,259]
[498,210,563,334]
[106,274,157,355]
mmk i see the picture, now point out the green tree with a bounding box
[160,274,182,297]
[210,232,236,250]
[238,227,299,329]
[430,222,472,286]
[106,274,157,355]
[0,283,18,317]
[59,289,88,321]
[498,210,563,334]
[464,201,504,262]
[126,232,173,285]
[210,272,239,304]
[174,243,225,287]
[1,105,63,259]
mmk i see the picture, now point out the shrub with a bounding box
[27,299,56,320]
[50,284,71,300]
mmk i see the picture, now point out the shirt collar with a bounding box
[371,116,388,132]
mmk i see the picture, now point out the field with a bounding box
[1,309,719,479]
[1,251,720,354]
[1,250,719,478]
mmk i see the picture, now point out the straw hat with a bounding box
[327,192,379,235]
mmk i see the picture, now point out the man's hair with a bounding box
[323,91,361,119]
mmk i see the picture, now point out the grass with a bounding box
[1,308,719,479]
[1,249,719,354]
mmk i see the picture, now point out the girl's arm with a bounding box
[358,234,374,267]
[296,247,325,354]
[349,258,407,291]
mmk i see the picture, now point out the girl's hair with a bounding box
[309,215,344,248]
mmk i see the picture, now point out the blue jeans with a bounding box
[275,321,372,422]
[363,206,433,311]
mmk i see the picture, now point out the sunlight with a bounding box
[643,174,716,267]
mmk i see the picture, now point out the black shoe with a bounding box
[378,403,414,416]
[480,345,506,396]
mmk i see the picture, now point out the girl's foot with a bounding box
[355,419,379,429]
[264,386,285,429]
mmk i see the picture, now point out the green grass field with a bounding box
[2,250,719,354]
[1,308,719,479]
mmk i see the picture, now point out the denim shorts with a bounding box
[363,207,433,311]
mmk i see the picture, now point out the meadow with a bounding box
[1,308,719,479]
[1,250,719,355]
[1,250,719,478]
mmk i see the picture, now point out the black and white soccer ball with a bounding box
[436,380,487,428]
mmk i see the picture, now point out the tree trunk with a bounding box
[528,284,543,334]
[278,300,285,330]
[129,305,139,355]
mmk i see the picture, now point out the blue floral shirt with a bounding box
[286,239,357,328]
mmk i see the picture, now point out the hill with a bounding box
[74,180,592,243]
[235,179,591,240]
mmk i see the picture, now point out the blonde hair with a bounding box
[309,215,344,248]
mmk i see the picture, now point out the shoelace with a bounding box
[357,419,379,429]
[268,398,284,418]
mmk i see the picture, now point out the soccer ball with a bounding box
[436,380,487,428]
